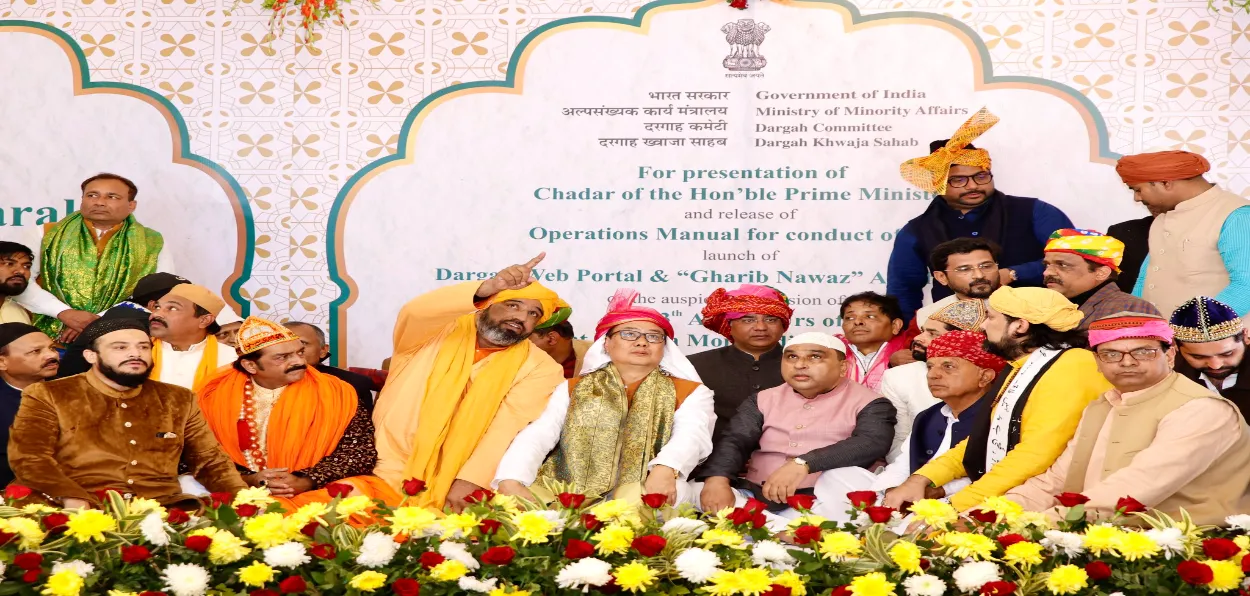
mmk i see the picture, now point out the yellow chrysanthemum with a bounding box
[1,516,47,549]
[1082,525,1124,556]
[1115,531,1161,561]
[441,512,481,539]
[1004,541,1045,567]
[1236,535,1250,553]
[613,562,659,593]
[772,570,808,596]
[976,496,1024,523]
[487,589,532,596]
[287,502,330,529]
[430,560,469,582]
[511,511,556,545]
[1045,564,1089,595]
[107,591,137,596]
[1206,559,1244,593]
[65,509,117,543]
[348,570,387,592]
[1009,511,1055,532]
[192,528,252,564]
[593,523,635,555]
[243,513,296,549]
[127,497,165,516]
[21,504,58,515]
[233,486,278,508]
[490,494,522,514]
[889,541,924,574]
[909,499,958,527]
[590,500,640,525]
[335,495,375,518]
[818,532,862,562]
[704,568,773,596]
[848,572,896,596]
[387,507,439,535]
[937,532,996,560]
[41,569,84,596]
[238,561,276,587]
[697,528,747,549]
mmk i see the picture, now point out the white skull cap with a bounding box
[785,332,846,354]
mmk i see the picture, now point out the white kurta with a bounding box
[871,404,972,495]
[154,337,239,390]
[878,361,941,462]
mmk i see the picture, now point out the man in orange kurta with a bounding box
[198,316,398,511]
[373,253,569,511]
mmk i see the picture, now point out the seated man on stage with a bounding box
[839,292,910,392]
[1006,313,1250,525]
[1169,297,1250,413]
[197,317,398,510]
[494,289,714,505]
[696,332,896,528]
[149,283,236,391]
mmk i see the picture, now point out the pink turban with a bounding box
[594,288,675,340]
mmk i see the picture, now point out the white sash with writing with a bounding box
[984,347,1064,472]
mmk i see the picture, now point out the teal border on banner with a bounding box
[0,20,256,315]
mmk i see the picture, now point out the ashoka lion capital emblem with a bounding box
[722,18,771,71]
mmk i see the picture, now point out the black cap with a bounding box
[80,317,149,349]
[929,139,977,154]
[0,323,43,351]
[128,272,190,304]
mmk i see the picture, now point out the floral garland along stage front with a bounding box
[4,481,1250,596]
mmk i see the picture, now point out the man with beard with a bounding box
[8,318,245,508]
[0,323,60,486]
[839,292,909,392]
[373,253,570,511]
[884,287,1109,511]
[149,284,236,391]
[54,272,188,379]
[0,243,36,325]
[1042,229,1159,328]
[1170,297,1250,412]
[889,108,1073,321]
[197,317,397,510]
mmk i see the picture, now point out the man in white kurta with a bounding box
[148,284,237,390]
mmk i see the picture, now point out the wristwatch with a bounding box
[792,457,809,471]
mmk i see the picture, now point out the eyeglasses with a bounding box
[947,171,993,188]
[611,330,667,344]
[946,262,999,275]
[734,315,784,326]
[1095,347,1162,363]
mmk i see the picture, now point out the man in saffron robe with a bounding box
[494,289,714,504]
[197,317,397,510]
[372,253,571,511]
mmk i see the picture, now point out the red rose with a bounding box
[1204,538,1241,561]
[830,586,851,596]
[185,535,213,553]
[94,488,122,501]
[631,535,667,557]
[419,551,445,569]
[581,513,602,530]
[865,506,895,524]
[1116,496,1146,514]
[465,488,495,504]
[558,492,587,509]
[401,479,427,496]
[1055,492,1090,507]
[0,531,16,545]
[479,519,502,535]
[166,508,191,524]
[325,483,353,498]
[728,507,752,526]
[792,525,821,545]
[565,539,595,560]
[481,545,516,565]
[122,544,152,563]
[250,591,279,596]
[786,494,816,511]
[763,586,792,596]
[920,558,931,571]
[728,0,747,9]
[209,492,232,507]
[967,509,1000,524]
[22,570,40,583]
[640,493,668,509]
[980,581,1017,596]
[1178,560,1215,585]
[235,504,260,517]
[597,577,621,594]
[279,576,307,594]
[301,522,320,538]
[997,534,1027,548]
[846,491,877,508]
[751,511,767,529]
[1086,561,1112,581]
[14,552,43,570]
[310,543,336,560]
[4,485,32,500]
[743,498,768,514]
[140,592,168,596]
[391,578,421,596]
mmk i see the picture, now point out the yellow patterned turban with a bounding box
[900,107,999,194]
[987,286,1085,332]
[237,316,300,355]
[487,283,571,327]
[1044,229,1125,273]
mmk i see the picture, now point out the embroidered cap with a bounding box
[930,299,988,331]
[1170,296,1244,343]
[236,316,300,356]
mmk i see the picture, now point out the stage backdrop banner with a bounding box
[340,0,1145,367]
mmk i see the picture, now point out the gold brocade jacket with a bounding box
[8,371,246,506]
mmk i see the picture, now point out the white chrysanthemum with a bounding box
[354,532,398,568]
[903,574,948,596]
[952,561,1001,593]
[1108,593,1125,596]
[1041,530,1086,557]
[457,576,499,593]
[438,541,482,571]
[1227,515,1250,532]
[532,509,568,532]
[52,560,94,578]
[140,512,170,547]
[1145,527,1185,558]
[751,540,796,570]
[161,563,211,596]
[263,542,311,569]
[555,557,614,589]
[674,547,722,583]
[661,517,708,536]
[419,521,444,539]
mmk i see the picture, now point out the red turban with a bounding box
[1115,150,1210,185]
[926,330,1007,373]
[700,284,793,338]
[595,288,675,340]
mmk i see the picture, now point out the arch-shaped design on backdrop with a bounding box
[0,21,256,314]
[324,0,1120,364]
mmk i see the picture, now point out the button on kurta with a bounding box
[129,440,136,445]
[130,460,138,465]
[124,422,132,428]
[120,403,128,408]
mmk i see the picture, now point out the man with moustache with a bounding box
[1041,229,1159,328]
[1169,297,1250,413]
[0,243,37,325]
[0,323,60,486]
[8,318,245,507]
[149,284,236,391]
[839,292,909,392]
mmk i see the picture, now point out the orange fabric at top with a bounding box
[1115,150,1211,185]
[474,347,506,363]
[197,366,399,511]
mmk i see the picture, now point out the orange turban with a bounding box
[900,107,998,194]
[1115,150,1210,185]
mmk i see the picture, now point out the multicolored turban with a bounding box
[595,288,675,340]
[930,299,988,331]
[927,330,1007,373]
[1170,296,1244,344]
[900,107,999,194]
[1088,312,1174,347]
[490,283,571,329]
[236,316,300,355]
[987,287,1084,332]
[1044,229,1125,273]
[700,284,793,338]
[1115,150,1211,185]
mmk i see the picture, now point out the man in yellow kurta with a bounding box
[373,253,570,511]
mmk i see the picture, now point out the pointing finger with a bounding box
[522,252,546,269]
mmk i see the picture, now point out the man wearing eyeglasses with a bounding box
[890,108,1074,323]
[1003,312,1250,525]
[1041,229,1160,329]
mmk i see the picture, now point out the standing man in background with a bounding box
[529,320,591,379]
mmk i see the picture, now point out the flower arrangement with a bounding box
[4,481,1250,595]
[255,0,364,44]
